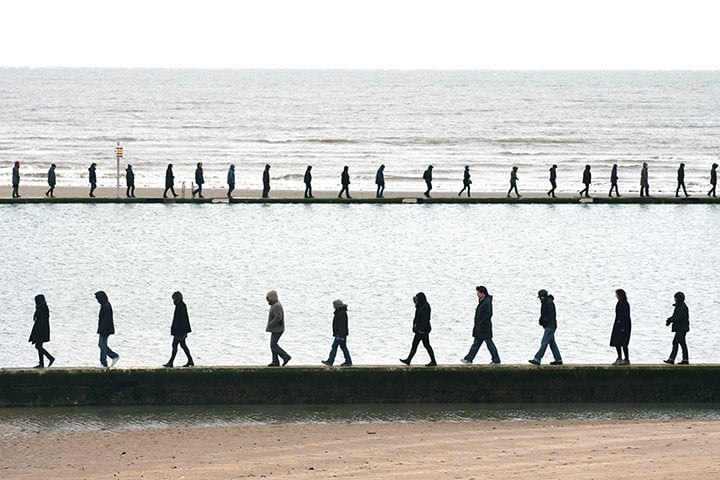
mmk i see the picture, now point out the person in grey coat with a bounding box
[640,162,650,197]
[46,164,57,198]
[675,162,689,197]
[29,294,55,368]
[227,164,235,199]
[461,286,500,364]
[609,164,620,197]
[266,290,291,366]
[664,291,690,365]
[375,164,385,198]
[529,289,562,365]
[322,299,352,367]
[125,164,135,198]
[12,161,20,198]
[95,290,119,368]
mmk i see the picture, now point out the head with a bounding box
[265,164,271,170]
[414,292,427,306]
[680,162,685,168]
[198,162,203,168]
[713,163,718,169]
[552,164,557,169]
[380,164,385,170]
[615,288,627,302]
[167,163,173,169]
[585,164,591,169]
[172,291,183,305]
[94,290,108,305]
[14,161,20,167]
[465,165,469,170]
[230,164,235,170]
[476,285,488,300]
[343,165,349,171]
[91,162,97,168]
[127,164,132,169]
[537,289,548,301]
[34,294,46,307]
[674,291,685,304]
[332,299,345,310]
[307,165,312,171]
[643,162,648,167]
[513,166,518,171]
[613,164,617,169]
[266,290,278,305]
[51,163,56,169]
[428,165,433,170]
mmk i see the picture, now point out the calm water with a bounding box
[1,202,719,368]
[1,69,719,192]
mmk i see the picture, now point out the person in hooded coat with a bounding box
[423,165,433,198]
[708,163,718,197]
[163,291,194,368]
[12,161,20,198]
[46,164,57,198]
[400,292,437,367]
[529,289,563,365]
[88,162,97,197]
[321,299,352,367]
[547,164,558,198]
[163,164,178,198]
[458,166,472,197]
[262,164,271,198]
[266,290,291,366]
[95,290,119,368]
[227,164,236,199]
[609,164,620,197]
[507,166,521,198]
[461,286,500,364]
[375,164,385,198]
[192,162,205,198]
[640,162,650,197]
[304,165,313,198]
[29,294,55,368]
[125,164,135,198]
[579,164,592,197]
[664,291,690,365]
[338,166,351,199]
[609,289,631,365]
[676,162,689,197]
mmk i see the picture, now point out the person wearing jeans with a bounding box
[322,299,352,367]
[664,291,690,365]
[266,290,291,366]
[462,285,500,365]
[95,290,119,368]
[529,289,562,366]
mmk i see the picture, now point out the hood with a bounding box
[481,294,493,305]
[332,299,347,310]
[414,292,428,306]
[34,294,46,306]
[94,290,108,304]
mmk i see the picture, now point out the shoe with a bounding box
[282,356,291,366]
[163,362,173,368]
[183,361,194,367]
[678,359,689,365]
[267,363,280,367]
[163,195,168,199]
[192,191,196,198]
[340,362,352,367]
[461,358,472,365]
[490,361,501,365]
[198,195,204,198]
[321,360,333,366]
[663,359,674,365]
[550,360,563,365]
[613,358,622,366]
[400,358,410,366]
[620,359,630,366]
[89,194,95,198]
[45,192,49,197]
[173,194,178,198]
[100,364,109,369]
[110,356,119,367]
[528,359,540,365]
[426,361,437,367]
[33,364,43,368]
[47,357,55,368]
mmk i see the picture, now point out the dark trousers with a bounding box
[262,183,270,198]
[163,186,177,198]
[548,180,557,197]
[464,337,500,364]
[676,181,688,197]
[12,183,19,198]
[338,185,350,198]
[34,342,54,366]
[304,183,312,198]
[89,182,97,197]
[228,183,235,198]
[168,335,193,365]
[46,185,55,197]
[507,184,520,197]
[98,335,118,367]
[376,184,384,198]
[270,332,290,364]
[640,185,649,197]
[580,182,591,197]
[669,331,689,361]
[609,182,620,197]
[424,181,432,197]
[406,332,436,363]
[709,184,716,197]
[458,184,470,197]
[193,184,203,197]
[126,185,135,197]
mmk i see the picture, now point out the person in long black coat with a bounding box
[708,163,718,197]
[664,291,690,365]
[125,164,135,198]
[458,166,472,197]
[304,165,313,198]
[423,165,433,198]
[676,162,689,197]
[29,294,55,368]
[12,161,20,198]
[321,299,352,366]
[338,166,351,199]
[461,286,500,364]
[610,289,631,365]
[547,164,557,198]
[192,162,205,198]
[579,164,591,197]
[88,162,97,197]
[400,292,437,366]
[46,164,57,198]
[95,290,119,368]
[163,164,178,198]
[609,164,620,197]
[262,164,271,198]
[163,291,194,368]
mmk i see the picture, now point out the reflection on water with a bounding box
[2,403,720,435]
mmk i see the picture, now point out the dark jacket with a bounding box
[195,165,204,185]
[413,292,432,334]
[304,168,312,185]
[227,166,235,185]
[12,165,20,185]
[376,166,385,186]
[89,165,97,185]
[96,292,115,336]
[640,165,649,187]
[333,305,349,338]
[510,169,518,186]
[711,166,718,186]
[583,167,591,185]
[667,301,689,333]
[126,166,135,186]
[171,301,192,336]
[165,166,174,188]
[341,169,350,186]
[610,165,618,183]
[29,297,50,344]
[48,166,56,186]
[463,168,471,186]
[549,167,557,182]
[263,168,270,187]
[473,294,493,339]
[539,295,557,329]
[610,299,631,347]
[423,167,433,183]
[677,165,685,182]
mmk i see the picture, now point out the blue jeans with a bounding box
[98,335,118,367]
[327,337,352,364]
[464,337,500,364]
[534,327,562,363]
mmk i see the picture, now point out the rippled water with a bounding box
[1,202,719,368]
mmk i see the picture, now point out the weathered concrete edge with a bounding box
[1,365,719,407]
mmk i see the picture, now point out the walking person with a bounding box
[227,164,235,199]
[663,291,690,365]
[88,162,97,197]
[507,166,521,198]
[266,290,291,366]
[610,289,631,365]
[640,162,650,197]
[461,286,500,365]
[375,164,385,198]
[29,294,55,368]
[125,164,135,198]
[338,165,351,199]
[529,289,563,365]
[708,163,718,197]
[192,162,204,198]
[321,299,352,367]
[579,164,592,197]
[676,162,689,197]
[262,164,271,198]
[422,165,433,198]
[163,291,194,368]
[303,165,313,198]
[12,161,20,198]
[95,291,119,368]
[400,292,437,367]
[46,164,57,198]
[458,166,472,197]
[547,164,558,198]
[163,164,178,198]
[609,164,620,197]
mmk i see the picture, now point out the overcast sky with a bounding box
[1,0,718,69]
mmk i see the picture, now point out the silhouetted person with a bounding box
[88,163,97,197]
[640,162,649,197]
[423,165,433,198]
[610,289,631,365]
[676,162,689,197]
[163,291,194,368]
[12,161,20,198]
[266,290,290,366]
[125,164,135,198]
[321,299,352,367]
[400,292,437,367]
[461,286,500,365]
[163,164,178,198]
[338,165,351,199]
[529,289,562,365]
[709,163,718,197]
[46,164,56,198]
[579,164,592,197]
[29,294,54,368]
[227,164,235,199]
[304,165,313,198]
[547,164,557,198]
[609,164,620,197]
[507,166,520,198]
[262,164,271,198]
[192,162,204,198]
[664,291,689,365]
[95,290,119,368]
[458,166,471,197]
[375,164,385,198]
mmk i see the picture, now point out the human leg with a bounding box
[463,338,483,363]
[338,337,352,364]
[326,337,341,364]
[421,333,436,365]
[485,337,501,363]
[533,327,555,363]
[402,333,422,364]
[270,332,290,364]
[98,335,108,367]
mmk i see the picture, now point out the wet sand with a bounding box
[1,419,718,479]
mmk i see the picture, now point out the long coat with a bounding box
[29,304,50,344]
[165,166,174,188]
[89,165,97,185]
[413,293,432,334]
[610,299,631,347]
[640,165,649,187]
[667,302,689,333]
[126,166,135,187]
[12,165,20,186]
[48,166,56,187]
[610,166,618,183]
[473,295,493,339]
[333,306,349,338]
[195,166,204,185]
[171,301,192,336]
[711,166,718,186]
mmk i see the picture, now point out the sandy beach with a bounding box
[1,419,718,479]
